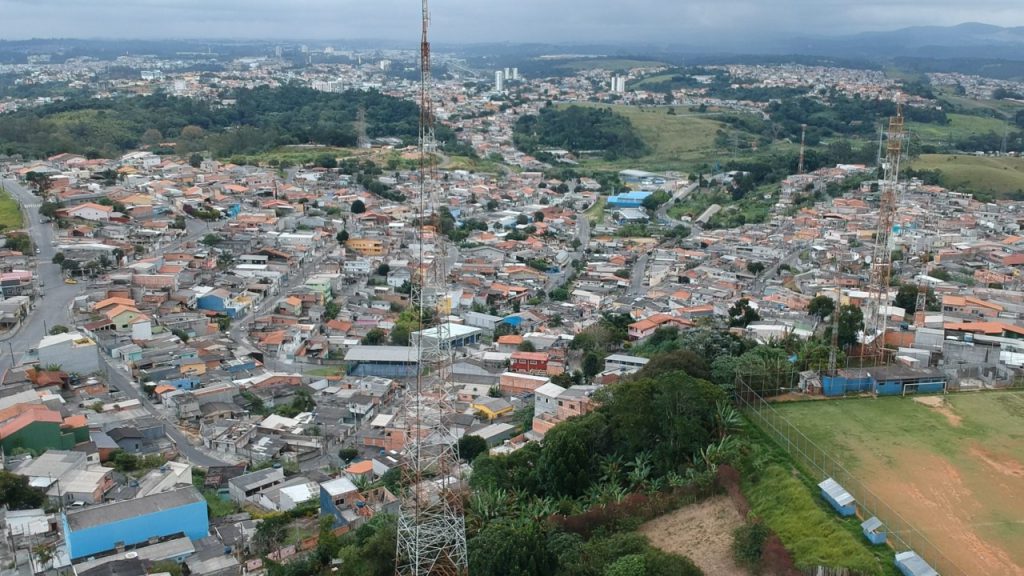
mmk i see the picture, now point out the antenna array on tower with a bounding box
[394,0,469,574]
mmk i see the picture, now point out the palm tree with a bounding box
[714,401,744,440]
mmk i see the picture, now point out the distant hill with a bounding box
[783,23,1024,62]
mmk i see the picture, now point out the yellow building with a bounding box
[345,237,386,256]
[471,397,514,421]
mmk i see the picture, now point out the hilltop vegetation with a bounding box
[513,105,649,160]
[0,85,437,159]
[911,153,1024,199]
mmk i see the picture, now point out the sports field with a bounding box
[775,392,1024,576]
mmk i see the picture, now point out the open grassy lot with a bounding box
[907,113,1011,149]
[910,153,1024,198]
[0,188,24,230]
[775,392,1024,576]
[936,87,1024,118]
[556,104,737,172]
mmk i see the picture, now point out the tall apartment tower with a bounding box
[611,75,627,93]
[495,70,505,92]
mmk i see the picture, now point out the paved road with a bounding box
[656,181,699,225]
[629,252,650,297]
[102,355,230,467]
[0,178,79,373]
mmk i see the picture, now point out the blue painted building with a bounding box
[861,516,887,545]
[197,289,232,315]
[818,477,856,517]
[820,366,946,397]
[606,191,652,209]
[320,477,360,528]
[894,550,939,576]
[870,366,946,396]
[168,376,201,390]
[821,369,872,397]
[63,486,208,560]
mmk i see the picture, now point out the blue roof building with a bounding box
[606,191,652,209]
[63,486,208,560]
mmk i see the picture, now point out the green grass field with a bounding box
[910,153,1024,197]
[936,87,1024,118]
[557,104,746,172]
[775,392,1024,576]
[584,196,607,224]
[907,113,1011,149]
[0,188,24,230]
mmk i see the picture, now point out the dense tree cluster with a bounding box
[513,106,649,160]
[0,85,427,158]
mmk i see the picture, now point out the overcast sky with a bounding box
[1,0,1022,43]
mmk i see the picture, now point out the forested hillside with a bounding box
[513,105,649,160]
[0,85,427,158]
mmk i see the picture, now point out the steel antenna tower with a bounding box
[395,0,468,574]
[865,97,905,360]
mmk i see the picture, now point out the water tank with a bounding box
[125,552,139,559]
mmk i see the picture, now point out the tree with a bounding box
[0,471,44,510]
[362,328,387,345]
[458,435,488,462]
[746,261,766,275]
[39,201,62,220]
[517,340,536,352]
[515,214,529,225]
[188,153,203,168]
[351,199,366,214]
[51,252,65,265]
[807,295,836,320]
[837,304,865,349]
[894,284,921,312]
[728,298,760,328]
[469,520,557,576]
[315,154,338,169]
[48,325,69,335]
[336,229,349,243]
[376,263,390,276]
[25,171,52,196]
[389,324,411,346]
[582,351,602,379]
[338,447,359,462]
[141,128,163,147]
[201,233,221,246]
[533,210,545,222]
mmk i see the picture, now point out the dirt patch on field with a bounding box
[913,395,962,426]
[971,445,1024,479]
[866,446,1024,575]
[639,495,751,576]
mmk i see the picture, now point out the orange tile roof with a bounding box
[345,460,374,475]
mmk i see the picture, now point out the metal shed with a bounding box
[861,516,887,545]
[894,551,939,576]
[818,477,856,516]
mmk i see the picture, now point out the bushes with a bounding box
[743,465,879,574]
[732,523,769,571]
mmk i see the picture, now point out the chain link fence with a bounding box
[736,375,967,576]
